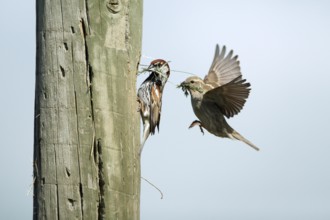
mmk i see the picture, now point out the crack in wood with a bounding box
[60,65,65,77]
[63,42,68,51]
[97,139,105,220]
[73,90,85,219]
[56,184,60,220]
[65,167,71,177]
[84,0,91,34]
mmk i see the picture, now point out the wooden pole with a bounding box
[34,0,142,219]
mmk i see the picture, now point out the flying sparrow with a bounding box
[137,59,170,154]
[178,45,259,151]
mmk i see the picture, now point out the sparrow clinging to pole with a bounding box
[178,44,259,151]
[137,59,170,155]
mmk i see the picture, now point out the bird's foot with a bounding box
[189,120,204,135]
[137,98,142,112]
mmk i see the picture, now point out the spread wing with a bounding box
[203,76,251,118]
[204,44,241,87]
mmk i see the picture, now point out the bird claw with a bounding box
[136,98,142,112]
[189,120,204,135]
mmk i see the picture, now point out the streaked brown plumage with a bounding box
[137,59,170,154]
[179,44,259,151]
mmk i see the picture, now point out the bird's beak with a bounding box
[177,81,188,89]
[146,65,156,72]
[178,81,185,87]
[177,82,190,96]
[146,65,169,79]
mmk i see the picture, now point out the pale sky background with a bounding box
[1,0,330,219]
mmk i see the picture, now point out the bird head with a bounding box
[147,59,170,81]
[178,76,205,97]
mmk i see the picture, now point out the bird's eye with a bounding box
[190,80,195,84]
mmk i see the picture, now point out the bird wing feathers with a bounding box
[203,76,251,118]
[150,84,162,134]
[204,44,241,87]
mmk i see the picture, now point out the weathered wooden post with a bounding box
[33,0,142,219]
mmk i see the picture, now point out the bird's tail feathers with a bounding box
[231,130,259,151]
[139,141,146,156]
[139,123,150,155]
